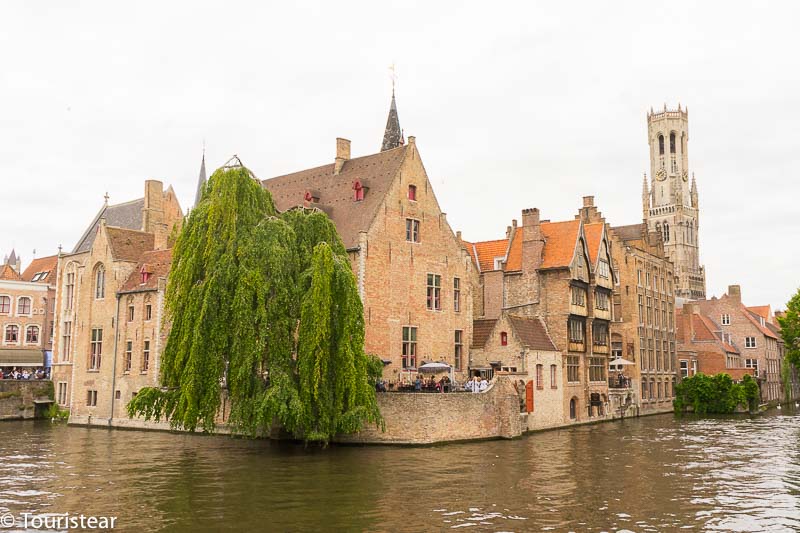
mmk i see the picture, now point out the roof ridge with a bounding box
[268,146,408,181]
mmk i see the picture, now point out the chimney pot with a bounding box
[521,208,540,227]
[408,136,416,144]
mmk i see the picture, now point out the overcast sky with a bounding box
[1,1,798,309]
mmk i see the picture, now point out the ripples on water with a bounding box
[1,410,799,532]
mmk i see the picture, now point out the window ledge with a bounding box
[87,369,100,373]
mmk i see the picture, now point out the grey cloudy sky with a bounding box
[1,1,798,309]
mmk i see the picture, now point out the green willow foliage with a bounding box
[778,288,800,371]
[673,372,760,415]
[127,164,382,443]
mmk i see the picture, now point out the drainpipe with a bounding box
[108,292,121,425]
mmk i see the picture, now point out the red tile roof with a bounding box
[584,223,604,265]
[540,220,581,269]
[747,305,771,321]
[471,319,498,348]
[21,255,58,283]
[120,249,173,293]
[0,264,21,281]
[507,316,557,351]
[504,228,523,272]
[742,308,777,339]
[471,239,509,272]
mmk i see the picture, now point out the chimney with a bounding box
[506,226,512,239]
[521,208,544,272]
[334,138,351,175]
[142,180,168,249]
[681,303,698,342]
[583,195,594,207]
[456,231,462,241]
[727,285,741,303]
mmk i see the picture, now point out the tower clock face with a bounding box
[656,168,666,181]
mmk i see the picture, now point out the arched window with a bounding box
[662,222,670,243]
[17,297,31,315]
[670,132,676,153]
[569,397,577,419]
[0,295,10,314]
[658,135,665,155]
[94,264,106,300]
[25,325,39,344]
[4,325,19,344]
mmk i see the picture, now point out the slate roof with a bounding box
[106,227,155,262]
[507,316,558,351]
[21,255,58,283]
[611,223,645,242]
[471,319,497,348]
[73,198,145,254]
[262,146,408,250]
[120,248,172,293]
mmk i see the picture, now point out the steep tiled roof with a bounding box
[73,198,145,253]
[106,227,155,262]
[505,228,523,272]
[584,223,604,265]
[0,264,21,281]
[507,316,557,351]
[120,249,172,293]
[611,223,644,242]
[693,314,719,342]
[540,220,581,269]
[262,146,408,250]
[471,319,497,348]
[747,305,771,321]
[21,255,58,283]
[471,239,509,272]
[742,308,777,339]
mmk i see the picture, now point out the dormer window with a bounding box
[500,332,508,346]
[140,266,151,284]
[408,184,417,201]
[304,189,321,205]
[352,181,364,202]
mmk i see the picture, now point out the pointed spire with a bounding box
[194,146,207,208]
[381,88,403,152]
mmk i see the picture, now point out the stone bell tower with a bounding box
[642,104,706,300]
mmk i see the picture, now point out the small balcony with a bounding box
[608,376,632,389]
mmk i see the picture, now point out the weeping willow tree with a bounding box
[128,160,382,443]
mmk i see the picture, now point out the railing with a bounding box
[608,377,632,389]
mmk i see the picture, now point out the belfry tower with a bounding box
[642,104,706,300]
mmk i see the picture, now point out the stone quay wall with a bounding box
[0,380,54,420]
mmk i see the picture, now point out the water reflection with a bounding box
[1,410,799,532]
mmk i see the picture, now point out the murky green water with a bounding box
[1,409,799,532]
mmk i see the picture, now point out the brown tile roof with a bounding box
[73,198,145,253]
[505,229,523,272]
[742,308,777,339]
[540,220,581,269]
[584,223,604,265]
[106,227,155,262]
[471,239,509,272]
[692,314,719,342]
[611,223,644,242]
[747,305,771,321]
[262,146,408,250]
[0,264,21,281]
[507,316,558,351]
[471,319,497,348]
[120,249,173,293]
[21,255,58,283]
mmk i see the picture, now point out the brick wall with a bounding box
[0,380,53,420]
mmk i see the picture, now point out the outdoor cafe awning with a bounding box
[0,348,44,367]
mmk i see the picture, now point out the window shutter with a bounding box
[525,380,534,413]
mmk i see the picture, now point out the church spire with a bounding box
[381,89,403,152]
[194,146,207,208]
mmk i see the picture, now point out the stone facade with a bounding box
[0,380,54,420]
[642,106,706,300]
[51,180,182,421]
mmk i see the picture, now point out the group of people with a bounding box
[0,367,47,380]
[413,375,451,393]
[465,376,489,393]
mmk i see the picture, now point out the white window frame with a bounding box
[721,314,730,325]
[745,336,757,349]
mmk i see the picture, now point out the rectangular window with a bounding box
[745,336,757,349]
[571,286,586,306]
[90,328,103,370]
[638,295,644,324]
[18,297,31,315]
[25,326,39,344]
[597,260,610,279]
[128,305,135,322]
[454,330,463,371]
[589,357,606,382]
[408,184,417,201]
[65,272,75,310]
[124,341,132,373]
[745,359,758,372]
[550,364,557,389]
[0,296,9,314]
[536,364,544,390]
[405,218,420,242]
[426,274,441,310]
[637,269,642,286]
[62,321,72,361]
[592,321,608,348]
[595,290,609,311]
[402,326,417,369]
[86,390,97,407]
[57,382,68,406]
[142,340,150,372]
[145,304,152,321]
[568,318,585,352]
[721,314,730,325]
[567,356,580,383]
[453,278,461,312]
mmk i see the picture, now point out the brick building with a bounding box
[465,198,616,423]
[261,93,475,384]
[51,180,182,419]
[0,253,58,372]
[689,285,782,404]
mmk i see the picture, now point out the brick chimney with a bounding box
[681,302,699,342]
[727,285,741,303]
[521,208,544,272]
[334,138,351,175]
[577,195,604,224]
[142,180,168,250]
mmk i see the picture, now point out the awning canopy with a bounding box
[0,348,44,367]
[609,357,635,367]
[418,362,451,373]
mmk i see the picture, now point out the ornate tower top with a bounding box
[647,103,690,208]
[381,89,403,152]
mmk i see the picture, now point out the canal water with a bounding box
[1,410,799,532]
